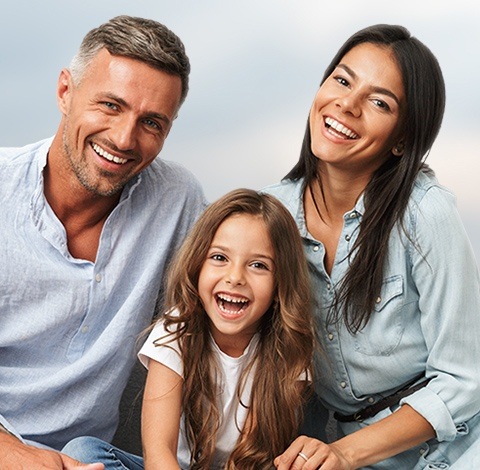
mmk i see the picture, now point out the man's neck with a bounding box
[43,137,121,262]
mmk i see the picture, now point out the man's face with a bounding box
[57,48,183,197]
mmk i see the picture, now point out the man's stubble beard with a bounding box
[62,126,130,198]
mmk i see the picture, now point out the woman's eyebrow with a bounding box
[336,63,401,105]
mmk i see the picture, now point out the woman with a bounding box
[265,24,480,469]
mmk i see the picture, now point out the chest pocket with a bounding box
[353,275,405,356]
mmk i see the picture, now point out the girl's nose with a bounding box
[224,264,246,286]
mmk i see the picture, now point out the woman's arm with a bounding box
[141,359,183,470]
[274,404,434,469]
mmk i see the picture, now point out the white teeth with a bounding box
[92,143,128,164]
[216,293,249,315]
[325,117,358,139]
[217,293,248,304]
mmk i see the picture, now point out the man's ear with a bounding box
[57,68,74,114]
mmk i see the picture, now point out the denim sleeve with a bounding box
[401,185,480,442]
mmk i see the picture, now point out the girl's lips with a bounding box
[215,293,250,315]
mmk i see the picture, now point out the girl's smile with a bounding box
[198,213,276,357]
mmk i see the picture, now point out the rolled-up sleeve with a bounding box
[402,185,480,441]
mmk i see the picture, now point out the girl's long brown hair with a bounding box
[159,188,315,469]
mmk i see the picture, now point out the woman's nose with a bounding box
[336,91,361,118]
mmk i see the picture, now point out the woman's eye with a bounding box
[372,99,391,111]
[334,76,349,87]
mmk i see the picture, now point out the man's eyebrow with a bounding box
[100,93,172,125]
[336,63,401,105]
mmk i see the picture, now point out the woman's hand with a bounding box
[274,436,353,470]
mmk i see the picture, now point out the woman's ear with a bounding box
[391,141,404,157]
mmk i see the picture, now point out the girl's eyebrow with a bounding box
[336,63,401,106]
[209,245,275,264]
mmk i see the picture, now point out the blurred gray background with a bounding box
[1,0,478,264]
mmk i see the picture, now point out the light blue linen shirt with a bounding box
[0,138,206,450]
[264,171,480,468]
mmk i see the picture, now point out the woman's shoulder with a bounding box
[261,178,304,213]
[408,170,457,216]
[404,170,465,243]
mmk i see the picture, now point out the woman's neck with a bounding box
[304,166,370,275]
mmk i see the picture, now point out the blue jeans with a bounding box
[62,436,144,470]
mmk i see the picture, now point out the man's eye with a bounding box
[143,118,161,130]
[103,102,118,111]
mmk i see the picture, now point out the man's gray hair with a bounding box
[69,15,190,104]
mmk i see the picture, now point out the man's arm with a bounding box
[0,428,104,470]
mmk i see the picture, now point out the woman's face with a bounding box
[309,42,406,178]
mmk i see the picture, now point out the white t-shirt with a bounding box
[138,317,259,469]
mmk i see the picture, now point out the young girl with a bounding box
[139,188,317,469]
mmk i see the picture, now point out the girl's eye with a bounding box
[211,254,227,262]
[251,261,269,270]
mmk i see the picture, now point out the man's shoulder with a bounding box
[134,158,207,217]
[0,138,51,167]
[143,157,205,196]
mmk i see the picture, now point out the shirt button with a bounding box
[81,326,89,334]
[368,397,375,403]
[340,381,347,389]
[326,283,331,290]
[345,234,351,241]
[349,212,357,218]
[328,333,334,341]
[95,274,102,282]
[313,245,320,252]
[375,296,382,303]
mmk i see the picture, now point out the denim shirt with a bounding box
[264,172,480,446]
[0,138,206,450]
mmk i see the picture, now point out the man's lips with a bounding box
[91,142,129,164]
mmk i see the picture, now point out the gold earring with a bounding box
[392,145,404,157]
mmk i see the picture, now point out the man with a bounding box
[0,15,206,469]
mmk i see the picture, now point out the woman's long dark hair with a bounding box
[285,24,446,332]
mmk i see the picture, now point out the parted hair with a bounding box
[286,24,446,332]
[160,188,315,469]
[69,15,190,104]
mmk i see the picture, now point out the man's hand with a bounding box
[0,432,104,470]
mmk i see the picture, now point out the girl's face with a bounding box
[198,213,276,357]
[309,42,406,179]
